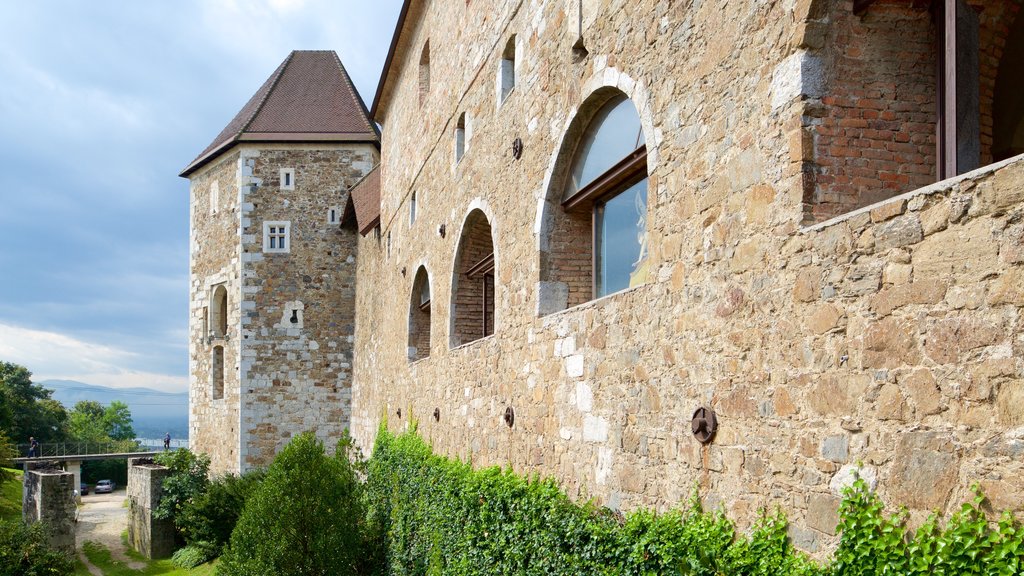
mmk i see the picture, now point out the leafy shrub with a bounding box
[0,519,74,576]
[171,542,217,569]
[178,468,265,550]
[0,432,15,485]
[365,426,819,576]
[153,448,210,539]
[832,479,1023,576]
[218,431,365,576]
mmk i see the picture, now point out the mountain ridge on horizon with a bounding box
[39,378,189,440]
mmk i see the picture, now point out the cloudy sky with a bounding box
[0,0,402,392]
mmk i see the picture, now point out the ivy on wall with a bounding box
[364,426,1023,576]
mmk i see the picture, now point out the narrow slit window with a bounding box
[499,35,516,104]
[455,113,467,163]
[280,168,295,191]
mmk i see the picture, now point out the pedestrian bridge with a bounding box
[12,440,189,490]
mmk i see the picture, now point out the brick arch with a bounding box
[408,265,432,362]
[449,206,496,347]
[534,67,655,316]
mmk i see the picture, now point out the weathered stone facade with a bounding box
[188,143,377,474]
[344,0,1024,555]
[127,458,175,559]
[22,462,76,554]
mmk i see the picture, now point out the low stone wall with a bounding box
[22,461,76,554]
[127,458,175,559]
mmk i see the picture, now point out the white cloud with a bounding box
[0,322,187,393]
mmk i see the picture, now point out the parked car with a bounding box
[94,480,114,494]
[80,483,89,495]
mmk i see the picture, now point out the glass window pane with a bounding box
[564,96,645,200]
[595,178,649,297]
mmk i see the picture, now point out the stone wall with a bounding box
[22,462,75,554]
[189,150,244,475]
[237,144,377,470]
[351,0,1024,556]
[127,458,175,559]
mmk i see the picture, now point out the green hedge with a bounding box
[365,426,1024,576]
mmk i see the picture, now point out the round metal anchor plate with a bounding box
[691,407,717,444]
[503,406,515,428]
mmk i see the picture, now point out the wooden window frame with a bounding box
[465,252,495,338]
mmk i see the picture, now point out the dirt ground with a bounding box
[75,489,146,574]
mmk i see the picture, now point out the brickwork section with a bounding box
[408,267,431,361]
[237,144,376,470]
[451,210,494,346]
[351,0,1024,557]
[804,0,1021,224]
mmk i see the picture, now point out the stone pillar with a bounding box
[22,461,76,554]
[127,457,175,559]
[65,460,82,496]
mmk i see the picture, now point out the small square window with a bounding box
[263,221,291,253]
[280,168,295,191]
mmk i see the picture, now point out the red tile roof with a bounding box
[344,164,381,236]
[181,50,379,177]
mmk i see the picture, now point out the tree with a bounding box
[218,432,364,576]
[0,431,15,485]
[102,401,135,441]
[68,400,136,443]
[0,361,68,444]
[153,448,211,538]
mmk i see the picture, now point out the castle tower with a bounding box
[180,50,379,474]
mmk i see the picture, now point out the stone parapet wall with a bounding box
[127,458,175,559]
[22,463,76,554]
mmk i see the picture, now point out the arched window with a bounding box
[419,41,430,105]
[539,90,648,314]
[408,267,431,361]
[455,113,467,163]
[211,284,228,338]
[451,209,495,346]
[212,345,224,400]
[993,13,1024,162]
[498,35,516,104]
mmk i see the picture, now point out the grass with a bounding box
[79,540,218,576]
[0,467,23,521]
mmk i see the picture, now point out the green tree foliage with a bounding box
[218,432,365,576]
[179,469,266,550]
[0,431,15,485]
[0,361,68,444]
[153,448,211,536]
[0,518,74,576]
[68,400,135,443]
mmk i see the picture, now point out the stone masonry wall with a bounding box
[352,0,1024,556]
[237,144,377,470]
[189,150,244,475]
[22,464,76,554]
[127,458,175,559]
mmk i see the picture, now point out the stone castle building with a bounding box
[184,0,1024,552]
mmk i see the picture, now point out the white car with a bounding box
[94,480,115,494]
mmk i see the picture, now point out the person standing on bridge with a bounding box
[28,436,38,458]
[164,432,171,451]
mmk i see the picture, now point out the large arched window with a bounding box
[210,284,228,338]
[408,266,431,361]
[539,90,649,314]
[451,209,495,346]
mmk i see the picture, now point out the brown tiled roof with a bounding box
[181,50,379,177]
[343,164,381,236]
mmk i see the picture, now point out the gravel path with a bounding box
[75,490,146,572]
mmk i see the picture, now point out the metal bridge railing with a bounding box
[12,440,152,458]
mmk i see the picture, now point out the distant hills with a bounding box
[39,379,189,440]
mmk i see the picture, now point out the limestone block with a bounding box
[887,432,960,510]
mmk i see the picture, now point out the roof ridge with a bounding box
[236,50,296,138]
[330,51,379,138]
